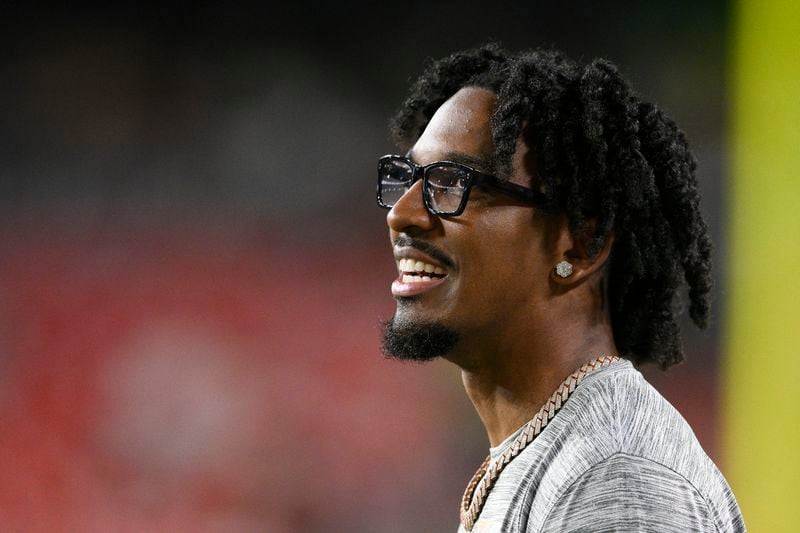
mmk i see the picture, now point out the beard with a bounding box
[381,314,459,362]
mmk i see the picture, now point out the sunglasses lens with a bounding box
[378,158,413,207]
[426,165,468,214]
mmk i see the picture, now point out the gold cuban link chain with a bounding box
[459,355,621,531]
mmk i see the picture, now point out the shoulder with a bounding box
[516,362,744,532]
[561,361,717,476]
[538,452,744,533]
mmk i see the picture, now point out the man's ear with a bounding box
[550,217,614,286]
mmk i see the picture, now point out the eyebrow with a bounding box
[406,150,495,174]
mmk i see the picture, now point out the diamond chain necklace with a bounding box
[459,355,621,531]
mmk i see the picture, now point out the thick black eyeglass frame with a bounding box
[376,155,550,216]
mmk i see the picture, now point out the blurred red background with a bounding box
[0,216,472,531]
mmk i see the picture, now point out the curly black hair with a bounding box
[390,44,712,369]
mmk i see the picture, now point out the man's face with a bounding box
[384,87,558,363]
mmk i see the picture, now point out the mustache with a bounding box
[393,236,456,270]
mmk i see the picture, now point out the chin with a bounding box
[380,314,460,362]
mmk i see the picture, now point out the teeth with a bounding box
[402,274,435,284]
[396,257,448,277]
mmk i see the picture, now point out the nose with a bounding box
[386,180,437,233]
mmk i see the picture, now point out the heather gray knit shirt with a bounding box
[457,360,745,532]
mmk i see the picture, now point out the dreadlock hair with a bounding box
[390,44,712,369]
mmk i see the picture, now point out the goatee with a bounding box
[381,315,459,362]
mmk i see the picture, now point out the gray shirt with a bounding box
[457,360,745,532]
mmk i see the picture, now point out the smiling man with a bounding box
[377,45,744,532]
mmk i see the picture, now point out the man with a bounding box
[377,45,745,532]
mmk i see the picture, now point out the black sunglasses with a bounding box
[376,155,549,216]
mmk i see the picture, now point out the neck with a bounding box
[459,315,618,448]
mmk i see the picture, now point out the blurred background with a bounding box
[0,2,796,532]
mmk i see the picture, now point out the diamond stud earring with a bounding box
[555,260,573,278]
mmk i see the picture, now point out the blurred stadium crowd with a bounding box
[0,3,728,531]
